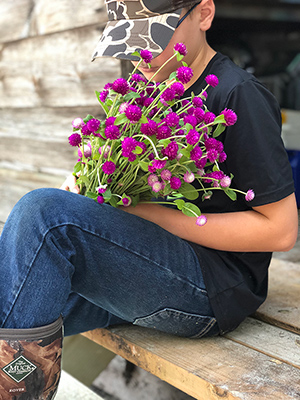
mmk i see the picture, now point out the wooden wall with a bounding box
[0,0,120,177]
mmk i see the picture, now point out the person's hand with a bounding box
[60,175,80,194]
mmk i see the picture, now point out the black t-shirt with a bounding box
[184,52,295,334]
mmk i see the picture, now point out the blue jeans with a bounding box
[0,188,219,338]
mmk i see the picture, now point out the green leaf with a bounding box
[73,161,82,174]
[109,196,118,208]
[163,183,171,196]
[115,113,128,125]
[225,189,237,201]
[77,175,90,187]
[176,53,184,62]
[130,51,141,58]
[182,203,201,217]
[86,192,98,200]
[174,199,185,210]
[180,148,191,158]
[214,114,226,124]
[124,92,141,101]
[213,123,226,138]
[133,145,143,155]
[182,61,188,67]
[139,161,149,172]
[180,182,199,201]
[103,189,112,201]
[83,114,94,123]
[159,138,171,148]
[140,114,148,124]
[168,71,177,81]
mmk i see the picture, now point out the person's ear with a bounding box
[199,0,215,32]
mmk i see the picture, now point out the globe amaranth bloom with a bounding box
[122,196,132,207]
[72,118,84,129]
[152,160,167,170]
[105,125,121,140]
[97,196,105,204]
[171,82,185,98]
[176,66,193,84]
[205,74,219,88]
[174,42,187,56]
[102,161,116,175]
[105,116,116,126]
[140,49,153,63]
[183,171,195,183]
[170,176,182,190]
[98,145,111,159]
[186,129,200,146]
[162,141,179,160]
[220,176,232,188]
[161,169,172,181]
[148,174,159,186]
[164,112,180,128]
[125,105,142,123]
[245,189,255,202]
[121,137,138,158]
[192,97,203,108]
[204,112,216,124]
[78,143,92,158]
[193,107,205,123]
[195,157,207,169]
[196,215,207,226]
[152,181,163,193]
[112,78,130,96]
[99,90,109,102]
[81,123,92,136]
[190,146,202,161]
[184,115,197,127]
[68,133,82,147]
[131,73,147,83]
[221,108,238,126]
[141,119,158,136]
[156,125,172,140]
[87,118,101,132]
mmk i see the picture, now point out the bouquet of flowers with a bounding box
[68,43,254,226]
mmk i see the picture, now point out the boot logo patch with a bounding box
[2,355,37,383]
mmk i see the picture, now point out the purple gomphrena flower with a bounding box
[121,137,137,157]
[102,161,116,175]
[152,181,163,193]
[201,90,208,100]
[161,169,172,181]
[98,145,111,159]
[72,118,84,129]
[193,107,205,123]
[141,119,158,136]
[131,73,147,83]
[204,112,216,124]
[170,176,182,190]
[140,49,153,63]
[128,153,136,162]
[137,141,147,155]
[190,146,203,161]
[176,66,193,84]
[125,105,142,123]
[220,176,232,188]
[196,215,207,226]
[219,151,227,163]
[161,88,176,103]
[156,125,172,140]
[68,133,82,147]
[171,82,185,98]
[143,97,154,108]
[207,149,219,163]
[78,143,92,158]
[184,115,197,127]
[104,83,112,90]
[195,157,207,169]
[97,196,105,205]
[221,108,238,126]
[162,142,179,160]
[205,74,219,88]
[119,102,129,114]
[186,129,200,146]
[192,97,203,108]
[112,78,130,96]
[148,174,159,186]
[106,116,116,126]
[245,189,255,202]
[165,112,180,128]
[81,123,92,136]
[148,165,156,173]
[87,118,101,132]
[174,42,187,56]
[105,125,121,140]
[99,90,109,102]
[152,160,167,170]
[122,197,132,207]
[184,171,195,183]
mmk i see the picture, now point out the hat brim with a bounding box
[91,11,181,62]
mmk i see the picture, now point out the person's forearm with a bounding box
[122,196,298,252]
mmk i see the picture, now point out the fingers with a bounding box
[60,175,80,194]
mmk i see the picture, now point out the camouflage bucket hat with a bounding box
[92,0,184,61]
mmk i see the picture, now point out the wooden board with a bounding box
[0,0,107,43]
[0,26,120,108]
[83,325,300,400]
[255,258,300,335]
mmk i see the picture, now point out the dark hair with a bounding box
[171,0,201,10]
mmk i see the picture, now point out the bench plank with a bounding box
[255,258,300,335]
[82,325,300,400]
[225,318,300,369]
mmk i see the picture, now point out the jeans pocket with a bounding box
[133,308,219,338]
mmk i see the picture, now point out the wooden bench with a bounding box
[1,221,299,399]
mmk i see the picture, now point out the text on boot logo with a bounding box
[2,355,37,383]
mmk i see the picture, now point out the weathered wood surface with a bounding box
[255,258,300,335]
[83,323,300,400]
[0,26,120,108]
[0,0,107,43]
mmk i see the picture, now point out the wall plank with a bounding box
[0,26,120,108]
[0,0,106,43]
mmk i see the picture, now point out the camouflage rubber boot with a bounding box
[0,316,63,400]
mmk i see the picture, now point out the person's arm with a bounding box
[121,193,298,253]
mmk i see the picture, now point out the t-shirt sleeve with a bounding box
[222,79,295,207]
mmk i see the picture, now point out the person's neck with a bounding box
[184,44,216,90]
